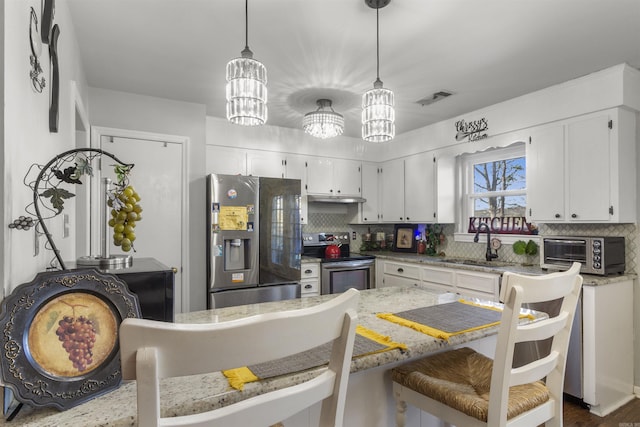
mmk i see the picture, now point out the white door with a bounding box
[99,135,184,313]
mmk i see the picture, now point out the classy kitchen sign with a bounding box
[455,118,489,142]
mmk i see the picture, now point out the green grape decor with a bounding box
[106,165,142,253]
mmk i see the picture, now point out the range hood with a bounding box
[307,195,366,204]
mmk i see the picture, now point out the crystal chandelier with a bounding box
[226,0,267,126]
[303,99,345,139]
[362,0,395,142]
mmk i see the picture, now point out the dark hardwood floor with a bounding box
[563,396,640,426]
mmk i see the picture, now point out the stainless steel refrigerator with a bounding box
[206,174,302,308]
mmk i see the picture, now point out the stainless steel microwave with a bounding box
[541,236,625,275]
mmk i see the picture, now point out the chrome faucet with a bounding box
[473,223,499,262]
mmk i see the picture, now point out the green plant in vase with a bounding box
[423,224,444,256]
[513,239,538,265]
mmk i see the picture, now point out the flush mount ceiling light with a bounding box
[225,0,267,126]
[303,99,345,139]
[362,0,395,143]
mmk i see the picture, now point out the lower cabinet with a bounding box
[300,260,320,297]
[582,279,634,416]
[379,259,500,301]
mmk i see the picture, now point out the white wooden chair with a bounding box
[391,262,582,427]
[119,288,360,427]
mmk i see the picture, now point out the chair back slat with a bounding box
[509,351,559,387]
[514,311,569,343]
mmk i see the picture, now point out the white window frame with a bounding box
[454,143,536,244]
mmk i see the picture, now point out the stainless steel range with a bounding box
[302,232,375,294]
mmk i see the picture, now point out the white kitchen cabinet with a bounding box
[380,158,405,222]
[379,259,500,301]
[206,146,246,175]
[300,260,320,297]
[527,108,636,223]
[378,154,453,224]
[382,260,421,288]
[246,150,284,178]
[526,123,565,221]
[306,157,362,197]
[420,265,455,294]
[404,152,436,223]
[582,279,634,416]
[455,270,500,301]
[284,154,308,224]
[359,162,381,223]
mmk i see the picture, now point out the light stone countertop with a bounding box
[3,286,537,426]
[368,252,636,286]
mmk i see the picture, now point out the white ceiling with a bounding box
[67,0,640,139]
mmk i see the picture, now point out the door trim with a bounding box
[91,126,190,313]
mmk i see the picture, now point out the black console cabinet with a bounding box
[69,257,175,322]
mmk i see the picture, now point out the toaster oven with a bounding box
[541,236,625,275]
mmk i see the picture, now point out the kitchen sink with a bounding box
[444,258,512,267]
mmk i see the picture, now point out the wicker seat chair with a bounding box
[119,288,360,427]
[391,263,582,427]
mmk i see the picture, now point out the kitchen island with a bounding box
[5,286,540,427]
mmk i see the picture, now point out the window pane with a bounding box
[473,157,525,193]
[473,195,526,217]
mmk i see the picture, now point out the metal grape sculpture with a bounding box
[17,148,135,270]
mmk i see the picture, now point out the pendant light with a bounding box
[303,99,345,139]
[226,0,267,126]
[362,0,395,142]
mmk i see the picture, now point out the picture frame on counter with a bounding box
[392,224,418,253]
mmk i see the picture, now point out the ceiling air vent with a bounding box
[416,91,453,106]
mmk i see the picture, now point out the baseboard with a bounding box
[634,385,640,396]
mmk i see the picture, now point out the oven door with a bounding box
[321,260,374,295]
[542,238,588,269]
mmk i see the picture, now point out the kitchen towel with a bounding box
[377,299,534,341]
[223,325,406,390]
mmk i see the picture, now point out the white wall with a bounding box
[88,88,207,311]
[379,64,636,161]
[3,1,89,296]
[206,116,384,161]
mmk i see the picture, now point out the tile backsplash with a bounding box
[304,205,637,273]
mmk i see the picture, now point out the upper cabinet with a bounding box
[306,158,361,197]
[283,154,309,224]
[374,154,453,224]
[380,158,405,222]
[404,152,436,223]
[527,108,636,223]
[246,150,284,178]
[206,146,246,175]
[360,162,381,223]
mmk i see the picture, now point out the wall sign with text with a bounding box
[455,118,489,142]
[468,217,536,235]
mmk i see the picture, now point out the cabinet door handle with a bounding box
[571,213,577,218]
[304,269,313,274]
[304,284,312,289]
[397,268,404,273]
[555,213,561,218]
[406,217,410,220]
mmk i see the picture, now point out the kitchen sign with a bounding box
[468,217,535,235]
[455,118,489,142]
